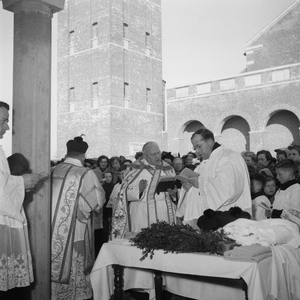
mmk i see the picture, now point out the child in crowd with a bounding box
[263,176,277,206]
[271,159,300,224]
[109,156,122,184]
[250,173,271,220]
[259,167,274,178]
[184,152,197,170]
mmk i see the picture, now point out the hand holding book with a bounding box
[182,182,192,192]
[176,168,200,188]
[155,176,176,194]
[188,176,199,188]
[167,185,178,196]
[155,167,200,194]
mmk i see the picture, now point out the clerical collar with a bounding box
[201,142,221,162]
[251,191,265,200]
[212,142,221,152]
[279,179,298,191]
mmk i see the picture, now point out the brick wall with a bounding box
[167,64,300,156]
[56,0,165,159]
[246,2,300,72]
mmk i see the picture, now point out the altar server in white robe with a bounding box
[177,128,252,228]
[0,101,44,299]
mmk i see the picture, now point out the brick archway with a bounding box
[260,104,300,130]
[218,116,251,152]
[214,112,255,136]
[264,109,300,152]
[176,120,205,156]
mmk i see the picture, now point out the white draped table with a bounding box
[90,239,270,300]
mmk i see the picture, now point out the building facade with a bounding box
[56,0,166,159]
[167,1,300,156]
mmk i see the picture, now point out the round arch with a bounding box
[264,110,300,152]
[214,111,255,136]
[218,116,251,152]
[260,104,300,130]
[177,120,205,156]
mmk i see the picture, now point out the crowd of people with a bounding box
[1,97,300,300]
[51,143,203,255]
[50,130,300,299]
[242,146,300,223]
[74,137,300,237]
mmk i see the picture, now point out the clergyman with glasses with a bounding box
[176,128,252,228]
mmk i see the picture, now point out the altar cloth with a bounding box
[90,239,269,300]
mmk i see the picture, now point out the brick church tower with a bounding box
[56,0,166,159]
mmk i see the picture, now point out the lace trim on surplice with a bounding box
[0,250,33,291]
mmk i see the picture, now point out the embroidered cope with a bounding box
[51,158,105,300]
[112,159,176,239]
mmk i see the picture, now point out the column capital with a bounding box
[3,0,65,15]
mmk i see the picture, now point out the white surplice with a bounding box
[252,194,271,221]
[177,145,252,225]
[273,182,300,211]
[0,146,33,291]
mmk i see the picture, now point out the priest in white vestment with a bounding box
[177,128,252,228]
[112,141,177,239]
[0,101,44,298]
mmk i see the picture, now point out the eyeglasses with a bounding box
[0,119,8,125]
[193,140,206,151]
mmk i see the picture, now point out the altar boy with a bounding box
[250,173,271,220]
[271,159,300,227]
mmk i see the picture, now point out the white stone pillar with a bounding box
[2,1,64,299]
[249,130,266,153]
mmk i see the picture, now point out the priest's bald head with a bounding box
[142,141,162,166]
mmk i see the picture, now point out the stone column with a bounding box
[2,1,64,299]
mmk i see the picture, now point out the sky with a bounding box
[161,0,296,88]
[0,0,297,154]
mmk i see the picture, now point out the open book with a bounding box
[175,167,200,183]
[155,176,176,194]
